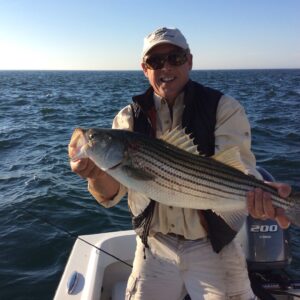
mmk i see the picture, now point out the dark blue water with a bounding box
[0,70,299,299]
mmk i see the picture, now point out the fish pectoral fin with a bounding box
[212,147,246,173]
[213,208,248,232]
[122,165,155,181]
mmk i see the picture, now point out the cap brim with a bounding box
[142,40,186,57]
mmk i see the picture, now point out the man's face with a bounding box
[141,44,193,103]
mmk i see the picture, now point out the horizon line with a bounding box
[0,67,300,72]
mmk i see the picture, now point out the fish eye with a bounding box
[88,133,95,141]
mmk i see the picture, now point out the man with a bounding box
[69,27,291,299]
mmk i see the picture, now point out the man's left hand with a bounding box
[247,182,291,229]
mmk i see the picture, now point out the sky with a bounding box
[0,0,299,70]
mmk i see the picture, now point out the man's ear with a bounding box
[141,63,149,78]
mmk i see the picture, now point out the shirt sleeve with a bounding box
[215,95,262,179]
[96,105,133,207]
[92,183,128,208]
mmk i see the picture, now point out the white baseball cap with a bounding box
[142,27,189,57]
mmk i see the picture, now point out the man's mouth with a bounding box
[160,76,175,83]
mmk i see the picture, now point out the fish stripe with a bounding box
[133,150,249,199]
[128,139,291,209]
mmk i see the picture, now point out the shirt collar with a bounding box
[153,92,184,111]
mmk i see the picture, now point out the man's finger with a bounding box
[275,208,291,229]
[254,188,264,217]
[262,192,275,219]
[264,181,292,198]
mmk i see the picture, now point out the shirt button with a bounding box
[169,206,173,209]
[164,120,170,124]
[171,224,175,228]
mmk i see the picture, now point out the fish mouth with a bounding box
[69,128,90,161]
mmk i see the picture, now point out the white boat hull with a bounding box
[54,230,135,300]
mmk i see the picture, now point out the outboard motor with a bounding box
[239,167,297,298]
[246,216,289,270]
[245,166,290,271]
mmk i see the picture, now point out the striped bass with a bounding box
[70,127,300,230]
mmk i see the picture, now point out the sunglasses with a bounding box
[144,50,188,70]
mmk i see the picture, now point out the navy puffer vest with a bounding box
[130,80,237,253]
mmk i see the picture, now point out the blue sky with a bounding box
[0,0,299,70]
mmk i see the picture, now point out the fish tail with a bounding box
[285,192,300,227]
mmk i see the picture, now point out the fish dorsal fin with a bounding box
[212,147,246,173]
[160,127,199,155]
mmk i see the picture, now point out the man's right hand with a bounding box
[69,157,120,203]
[68,133,106,180]
[68,134,120,202]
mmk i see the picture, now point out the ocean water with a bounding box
[0,69,300,299]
